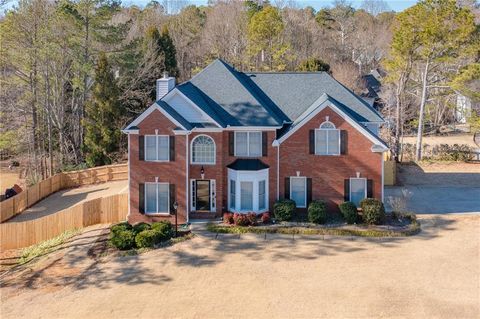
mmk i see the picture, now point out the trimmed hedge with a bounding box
[151,221,174,240]
[339,201,358,224]
[109,221,174,250]
[360,198,385,225]
[110,229,135,250]
[273,199,296,221]
[308,200,327,224]
[135,229,161,248]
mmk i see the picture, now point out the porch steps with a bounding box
[190,212,218,220]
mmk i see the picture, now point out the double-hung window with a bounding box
[290,177,306,208]
[145,182,169,214]
[258,180,266,210]
[240,181,253,210]
[145,135,169,161]
[315,121,340,155]
[235,132,262,157]
[349,178,367,206]
[229,180,236,210]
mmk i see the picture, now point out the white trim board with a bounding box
[123,102,187,131]
[275,94,388,152]
[163,89,222,128]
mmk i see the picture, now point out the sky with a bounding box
[2,0,418,13]
[122,0,418,12]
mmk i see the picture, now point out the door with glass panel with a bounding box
[195,180,210,211]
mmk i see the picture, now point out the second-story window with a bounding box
[145,135,170,161]
[191,135,215,164]
[315,121,340,155]
[234,132,262,157]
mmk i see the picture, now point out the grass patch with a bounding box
[19,228,82,264]
[206,221,420,238]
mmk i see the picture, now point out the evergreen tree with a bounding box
[83,53,123,167]
[297,58,331,73]
[159,25,178,78]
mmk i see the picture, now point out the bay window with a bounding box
[227,168,268,213]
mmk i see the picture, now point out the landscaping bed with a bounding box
[212,198,420,237]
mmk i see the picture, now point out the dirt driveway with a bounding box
[1,215,479,319]
[6,180,128,222]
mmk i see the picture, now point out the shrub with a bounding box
[360,198,385,225]
[110,228,135,250]
[339,201,358,224]
[151,221,174,240]
[261,212,271,224]
[132,222,151,234]
[233,213,250,226]
[273,199,296,221]
[223,212,234,225]
[111,222,132,235]
[135,229,161,248]
[308,200,327,224]
[246,213,257,226]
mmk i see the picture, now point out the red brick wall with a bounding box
[279,105,382,211]
[128,105,383,223]
[128,109,188,224]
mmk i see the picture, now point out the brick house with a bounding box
[122,59,388,225]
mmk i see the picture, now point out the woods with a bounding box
[0,0,479,182]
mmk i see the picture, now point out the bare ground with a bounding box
[1,215,479,319]
[397,162,480,186]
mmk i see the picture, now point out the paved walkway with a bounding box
[7,181,128,222]
[385,185,480,214]
[1,214,479,319]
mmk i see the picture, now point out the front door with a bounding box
[195,180,210,211]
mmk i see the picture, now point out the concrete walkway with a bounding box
[7,180,128,222]
[385,185,480,214]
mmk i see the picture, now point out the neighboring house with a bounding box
[122,59,388,225]
[360,68,386,111]
[456,93,480,124]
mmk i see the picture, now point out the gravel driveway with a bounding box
[1,215,479,319]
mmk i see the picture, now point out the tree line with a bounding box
[0,0,478,183]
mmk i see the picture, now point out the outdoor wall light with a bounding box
[200,166,205,179]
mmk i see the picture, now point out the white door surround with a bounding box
[190,179,216,212]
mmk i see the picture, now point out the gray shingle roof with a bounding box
[226,159,270,171]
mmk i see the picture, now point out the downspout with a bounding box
[185,132,190,223]
[127,133,131,219]
[272,139,280,201]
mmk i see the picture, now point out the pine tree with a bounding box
[83,53,123,167]
[159,25,178,78]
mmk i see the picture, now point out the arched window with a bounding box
[191,135,215,164]
[315,121,340,155]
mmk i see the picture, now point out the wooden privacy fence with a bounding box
[0,163,127,223]
[0,193,128,251]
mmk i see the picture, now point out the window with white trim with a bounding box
[290,177,306,208]
[145,182,169,214]
[240,181,253,210]
[235,132,262,157]
[229,180,236,210]
[349,178,366,206]
[315,121,340,155]
[191,135,215,164]
[258,180,266,210]
[145,135,169,161]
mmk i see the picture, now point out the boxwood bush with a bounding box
[151,221,174,240]
[360,198,385,225]
[273,199,296,221]
[339,201,358,224]
[110,228,135,250]
[308,200,327,224]
[132,222,151,234]
[135,229,162,248]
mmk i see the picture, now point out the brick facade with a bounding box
[128,105,383,224]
